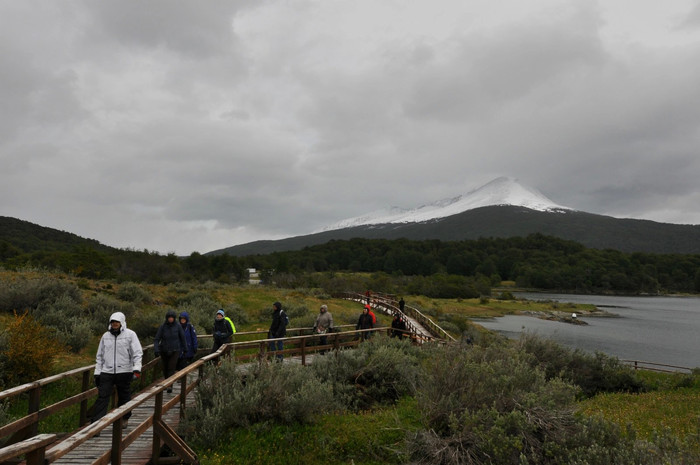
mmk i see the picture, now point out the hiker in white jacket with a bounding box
[92,312,143,428]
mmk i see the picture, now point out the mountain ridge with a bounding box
[322,176,571,231]
[209,205,700,256]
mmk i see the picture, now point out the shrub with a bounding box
[128,309,163,340]
[407,343,682,464]
[416,343,578,436]
[497,291,515,300]
[2,312,63,385]
[185,357,341,446]
[86,295,135,332]
[310,336,423,409]
[284,303,310,320]
[173,291,220,333]
[116,282,152,304]
[0,276,82,313]
[516,333,647,397]
[0,327,8,389]
[30,294,95,352]
[0,400,9,427]
[222,302,250,327]
[62,317,95,352]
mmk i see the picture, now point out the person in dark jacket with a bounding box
[211,309,234,354]
[398,297,405,312]
[176,311,198,369]
[391,314,407,339]
[356,306,373,340]
[154,309,187,393]
[268,301,287,361]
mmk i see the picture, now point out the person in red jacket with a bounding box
[356,306,374,340]
[365,304,376,325]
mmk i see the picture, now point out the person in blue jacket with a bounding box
[176,311,198,369]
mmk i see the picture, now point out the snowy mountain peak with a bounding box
[323,177,571,231]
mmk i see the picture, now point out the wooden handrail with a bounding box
[0,433,56,465]
[336,291,456,342]
[621,360,693,374]
[1,324,416,464]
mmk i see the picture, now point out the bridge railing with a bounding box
[0,342,163,450]
[621,360,694,374]
[0,326,412,464]
[337,291,457,342]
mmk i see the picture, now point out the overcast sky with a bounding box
[2,1,700,255]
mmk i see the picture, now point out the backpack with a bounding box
[280,310,289,327]
[224,316,236,334]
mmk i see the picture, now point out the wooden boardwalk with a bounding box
[2,292,450,465]
[50,386,192,465]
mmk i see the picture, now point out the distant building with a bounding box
[247,268,261,285]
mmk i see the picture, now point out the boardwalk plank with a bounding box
[51,386,192,465]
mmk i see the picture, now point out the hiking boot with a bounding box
[166,387,172,393]
[122,419,128,429]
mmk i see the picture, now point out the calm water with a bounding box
[473,293,700,369]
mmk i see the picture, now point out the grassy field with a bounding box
[2,270,699,462]
[578,370,700,449]
[196,397,422,465]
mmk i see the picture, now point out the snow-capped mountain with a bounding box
[323,177,572,231]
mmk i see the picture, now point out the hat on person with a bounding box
[273,302,282,310]
[217,309,225,317]
[320,304,328,311]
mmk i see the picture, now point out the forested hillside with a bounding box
[2,216,699,295]
[246,235,700,294]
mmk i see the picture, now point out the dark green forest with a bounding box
[246,235,700,294]
[1,214,699,296]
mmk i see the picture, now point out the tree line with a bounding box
[2,233,700,294]
[246,234,700,294]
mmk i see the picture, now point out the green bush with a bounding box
[516,333,647,397]
[116,282,152,304]
[0,276,82,313]
[185,357,341,447]
[185,337,424,448]
[30,294,95,352]
[408,342,691,464]
[497,290,515,300]
[128,309,163,340]
[61,317,94,352]
[173,291,220,334]
[416,343,578,436]
[310,336,423,409]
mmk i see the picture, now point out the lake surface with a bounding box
[473,293,700,369]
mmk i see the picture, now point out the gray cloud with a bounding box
[2,0,700,254]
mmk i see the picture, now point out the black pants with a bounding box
[161,351,178,380]
[92,372,133,422]
[176,356,193,370]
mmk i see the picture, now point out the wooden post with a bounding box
[179,376,188,419]
[26,386,41,438]
[301,337,307,366]
[0,433,56,465]
[80,371,90,426]
[151,391,164,464]
[258,341,266,362]
[111,416,123,464]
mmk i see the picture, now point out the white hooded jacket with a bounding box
[94,312,143,375]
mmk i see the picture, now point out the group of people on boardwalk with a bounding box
[91,296,410,426]
[91,307,232,425]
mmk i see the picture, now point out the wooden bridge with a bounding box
[0,292,452,465]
